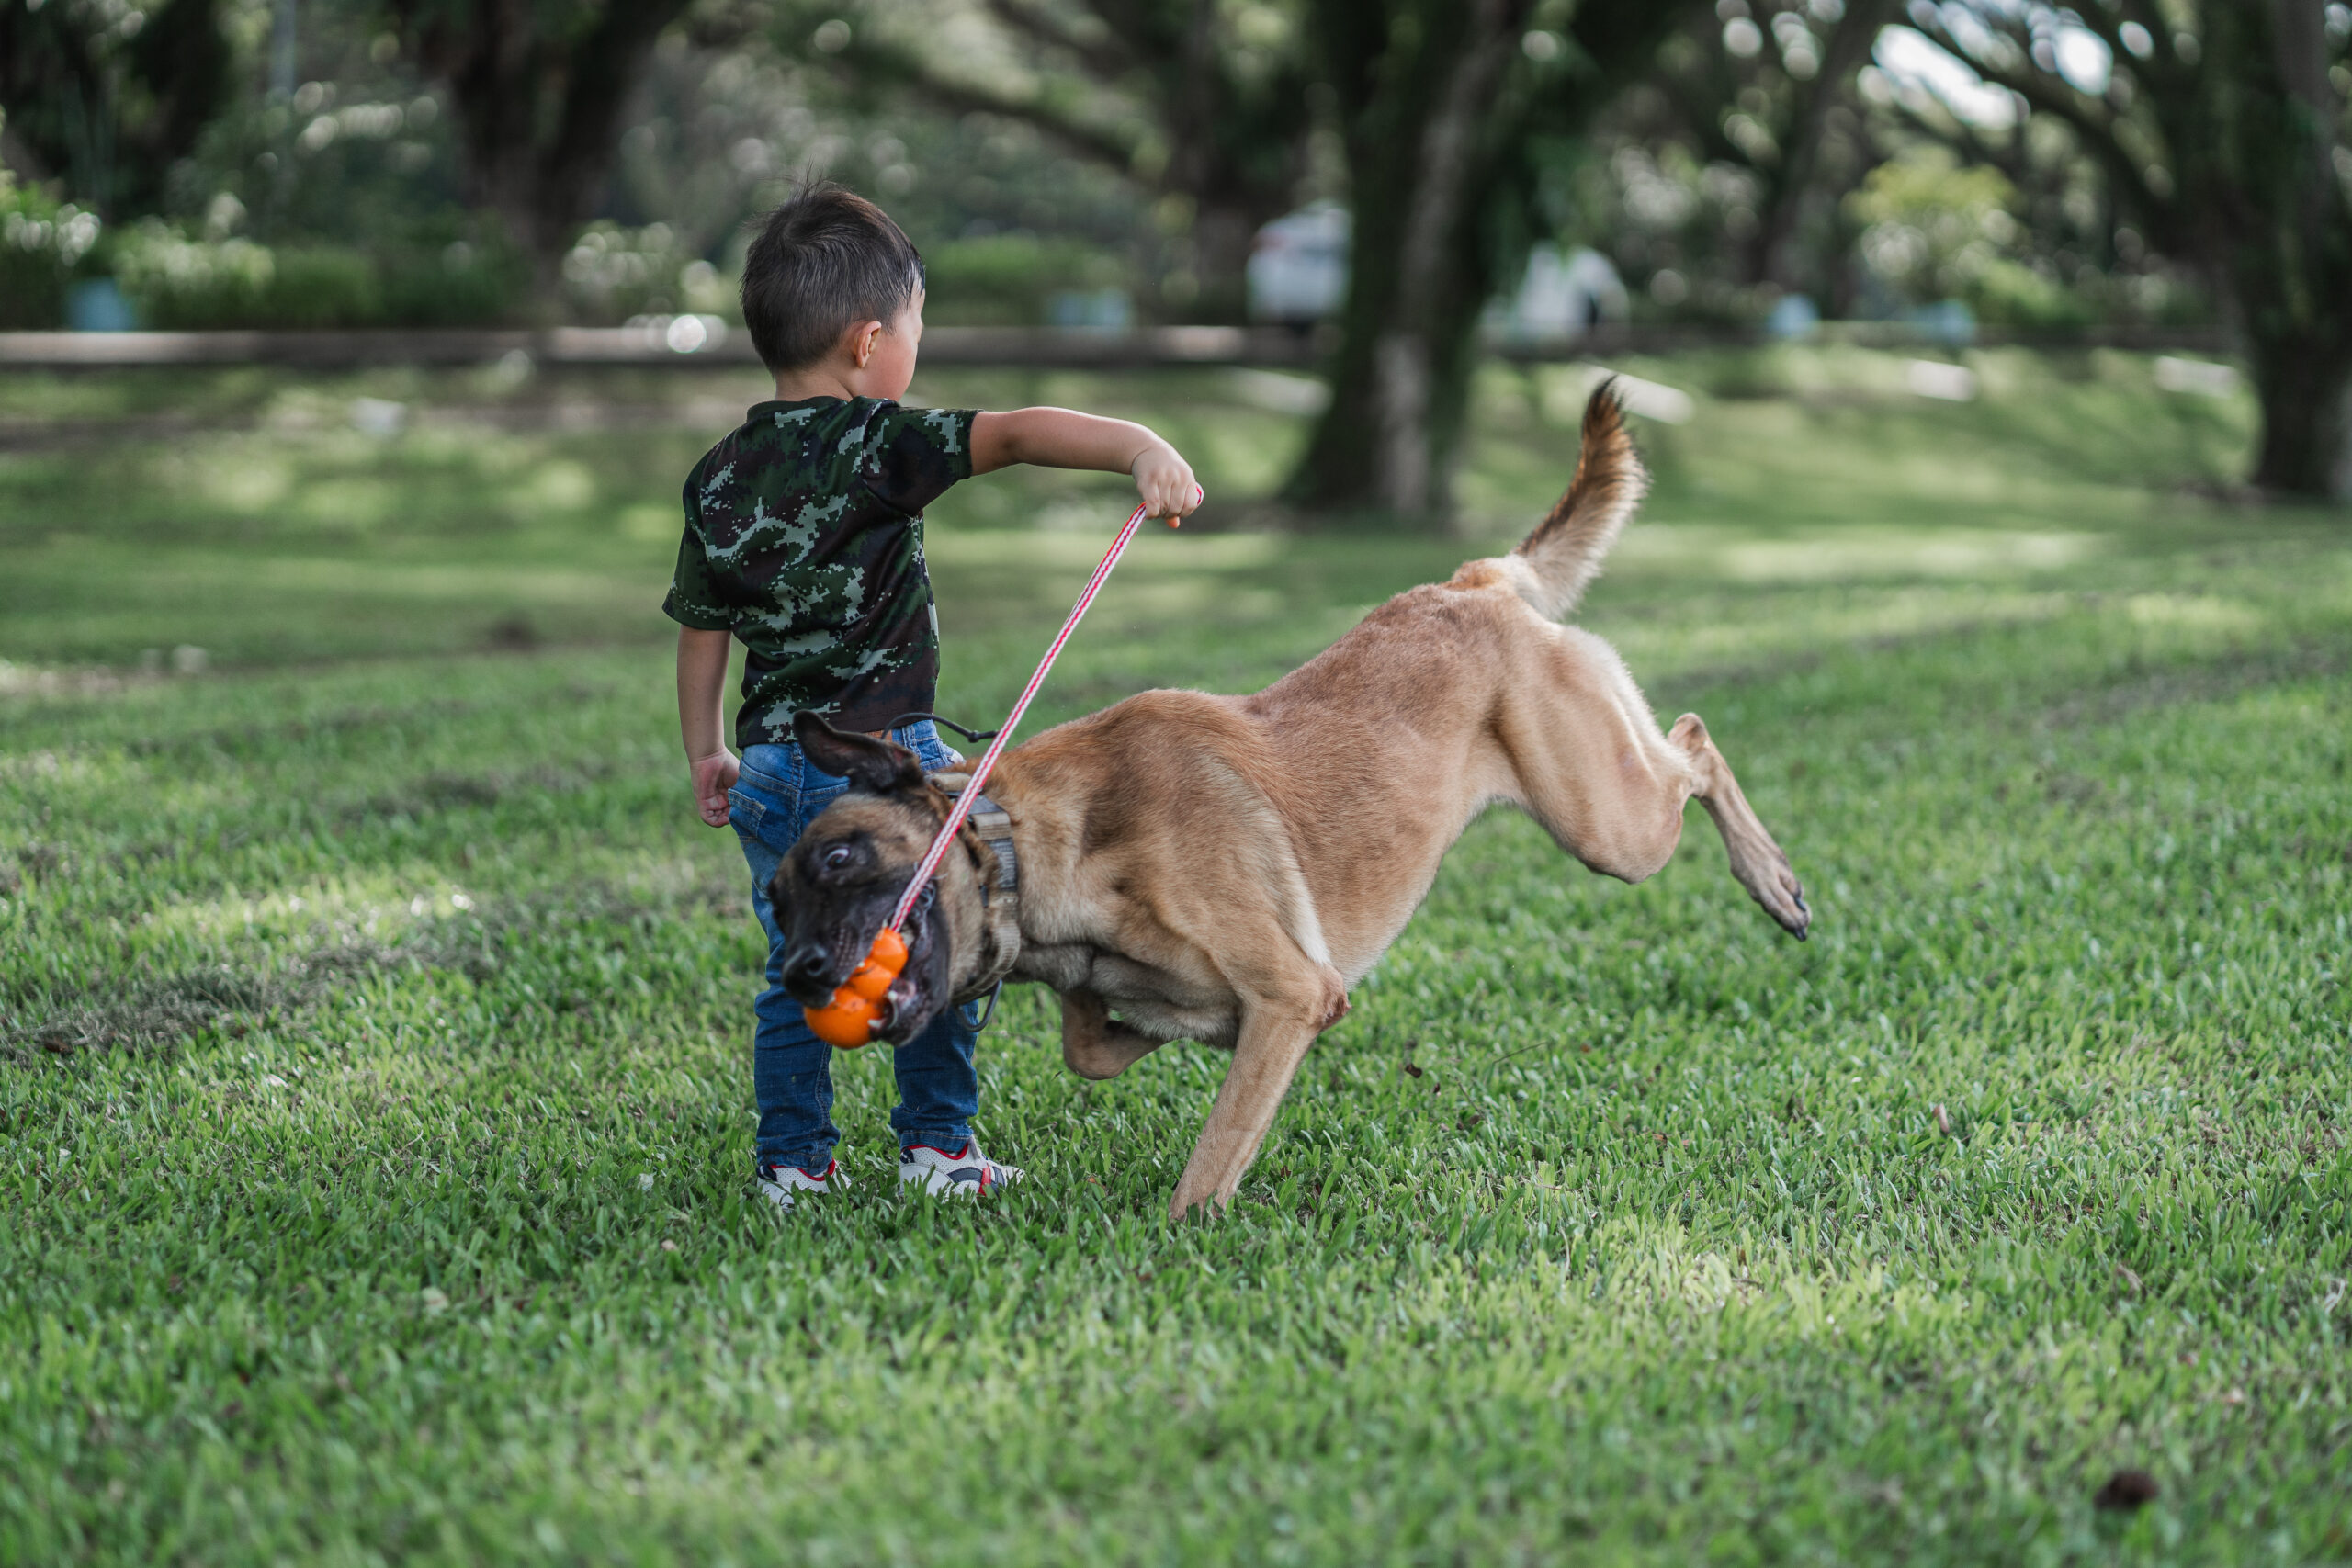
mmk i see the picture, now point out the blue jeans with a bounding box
[729,720,982,1175]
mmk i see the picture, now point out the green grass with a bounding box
[4,347,2349,1564]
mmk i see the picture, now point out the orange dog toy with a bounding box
[805,926,906,1048]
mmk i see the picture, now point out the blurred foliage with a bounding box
[380,0,693,282]
[765,0,1320,321]
[1895,1,2347,497]
[213,2,1150,324]
[196,78,476,257]
[922,233,1128,326]
[0,164,105,328]
[1844,150,2082,328]
[107,218,525,328]
[0,0,1159,327]
[1543,4,2219,334]
[561,221,732,322]
[1858,32,2205,333]
[0,0,2264,345]
[600,28,1152,317]
[112,222,277,324]
[1548,138,1780,324]
[1546,0,1894,321]
[0,0,232,217]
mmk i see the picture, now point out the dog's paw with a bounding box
[1728,837,1809,941]
[1315,964,1351,1031]
[1762,864,1810,941]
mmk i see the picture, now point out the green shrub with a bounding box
[0,172,101,329]
[1965,255,2096,333]
[110,222,522,329]
[113,223,281,328]
[264,247,385,327]
[378,237,530,327]
[922,234,1128,326]
[561,222,729,324]
[1847,152,2021,309]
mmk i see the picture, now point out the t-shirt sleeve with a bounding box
[662,479,735,630]
[864,405,978,515]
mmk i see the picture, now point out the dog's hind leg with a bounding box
[1666,713,1809,939]
[1168,998,1322,1220]
[1058,990,1164,1081]
[1502,622,1808,939]
[1165,956,1345,1221]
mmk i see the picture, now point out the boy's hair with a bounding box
[741,182,926,374]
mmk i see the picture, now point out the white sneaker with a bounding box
[898,1139,1022,1197]
[755,1158,847,1210]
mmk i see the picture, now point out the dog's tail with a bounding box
[1510,380,1647,619]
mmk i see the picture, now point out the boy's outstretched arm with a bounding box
[676,627,739,827]
[971,408,1201,522]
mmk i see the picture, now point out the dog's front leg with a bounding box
[1058,990,1163,1081]
[1168,992,1324,1221]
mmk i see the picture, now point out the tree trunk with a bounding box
[2228,0,2352,499]
[1750,0,1894,293]
[1284,0,1692,521]
[2248,331,2352,499]
[1285,0,1529,521]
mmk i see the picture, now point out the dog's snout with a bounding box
[784,943,835,994]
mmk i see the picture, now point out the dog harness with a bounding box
[931,774,1022,1006]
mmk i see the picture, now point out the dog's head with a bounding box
[769,711,993,1045]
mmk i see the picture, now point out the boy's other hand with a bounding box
[691,749,741,827]
[1131,442,1201,524]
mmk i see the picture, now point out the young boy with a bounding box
[669,183,1199,1209]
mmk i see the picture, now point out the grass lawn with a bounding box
[4,347,2349,1564]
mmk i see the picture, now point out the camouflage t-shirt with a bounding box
[664,397,976,748]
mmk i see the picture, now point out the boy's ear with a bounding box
[793,711,925,795]
[846,319,883,368]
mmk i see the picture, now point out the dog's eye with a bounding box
[822,844,854,871]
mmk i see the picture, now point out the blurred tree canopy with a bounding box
[0,0,233,216]
[767,0,1318,321]
[1615,0,1896,308]
[3,0,2337,508]
[1903,0,2352,498]
[381,0,695,290]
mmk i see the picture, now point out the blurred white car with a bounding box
[1250,208,1627,344]
[1247,202,1351,324]
[1494,244,1630,342]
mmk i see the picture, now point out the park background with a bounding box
[4,2,2350,1563]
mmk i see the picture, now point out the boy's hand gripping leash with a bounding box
[804,488,1200,1047]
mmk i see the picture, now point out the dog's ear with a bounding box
[792,710,926,795]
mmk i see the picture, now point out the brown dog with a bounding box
[772,388,1808,1219]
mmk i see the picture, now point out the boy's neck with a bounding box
[771,367,862,403]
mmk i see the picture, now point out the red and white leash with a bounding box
[805,487,1198,1044]
[887,487,1196,931]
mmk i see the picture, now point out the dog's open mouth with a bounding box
[871,889,943,1044]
